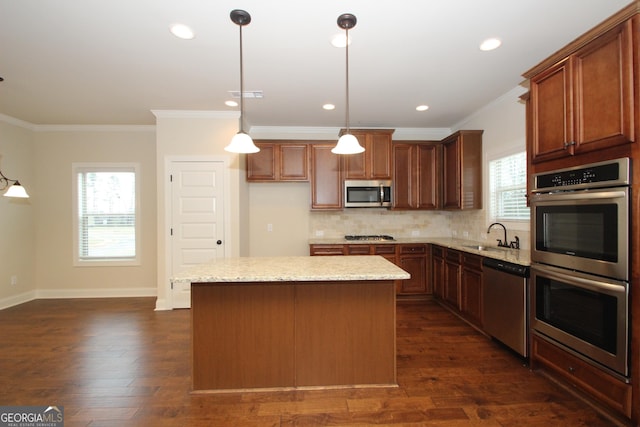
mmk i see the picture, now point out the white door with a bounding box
[170,160,226,308]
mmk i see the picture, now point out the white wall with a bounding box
[0,118,35,307]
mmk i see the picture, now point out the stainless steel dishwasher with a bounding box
[482,257,530,357]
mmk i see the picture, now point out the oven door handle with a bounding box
[531,265,628,294]
[530,188,628,201]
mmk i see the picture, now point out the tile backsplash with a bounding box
[310,208,530,249]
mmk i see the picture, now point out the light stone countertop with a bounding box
[172,255,411,283]
[309,237,531,266]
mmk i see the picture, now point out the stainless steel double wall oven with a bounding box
[530,157,631,379]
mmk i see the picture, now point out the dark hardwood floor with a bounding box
[0,297,620,426]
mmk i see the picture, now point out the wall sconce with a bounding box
[0,168,29,198]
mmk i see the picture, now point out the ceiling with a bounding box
[0,0,631,129]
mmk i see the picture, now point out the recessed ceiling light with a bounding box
[480,38,501,51]
[170,23,195,40]
[225,100,238,107]
[331,33,351,48]
[416,105,429,112]
[323,104,336,110]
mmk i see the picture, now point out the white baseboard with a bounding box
[0,288,157,311]
[0,290,38,310]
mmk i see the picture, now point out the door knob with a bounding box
[216,240,222,245]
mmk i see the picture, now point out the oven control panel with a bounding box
[533,157,630,192]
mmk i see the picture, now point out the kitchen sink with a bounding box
[462,244,508,252]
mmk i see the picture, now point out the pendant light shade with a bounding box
[226,131,259,154]
[224,9,260,154]
[332,13,364,155]
[332,133,364,155]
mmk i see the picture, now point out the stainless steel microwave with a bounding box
[344,180,392,208]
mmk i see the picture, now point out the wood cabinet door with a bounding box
[369,132,392,180]
[417,144,441,209]
[342,130,393,180]
[461,254,483,328]
[444,250,461,309]
[392,143,416,209]
[573,20,634,155]
[279,144,309,181]
[432,247,445,299]
[246,143,277,180]
[310,143,342,210]
[398,255,426,294]
[442,136,461,209]
[530,60,573,163]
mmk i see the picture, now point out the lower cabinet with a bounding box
[532,334,632,419]
[397,244,431,295]
[432,245,483,329]
[310,243,431,297]
[460,253,483,328]
[443,248,461,309]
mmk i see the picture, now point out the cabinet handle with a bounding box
[563,141,576,149]
[568,366,575,373]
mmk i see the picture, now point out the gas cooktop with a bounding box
[344,235,395,241]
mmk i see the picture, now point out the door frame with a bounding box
[163,155,232,309]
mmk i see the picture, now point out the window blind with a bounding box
[77,168,136,260]
[489,152,530,221]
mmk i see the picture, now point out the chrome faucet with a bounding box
[487,222,510,248]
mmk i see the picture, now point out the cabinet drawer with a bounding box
[309,245,345,256]
[462,253,483,271]
[432,245,444,258]
[346,245,372,255]
[532,335,631,418]
[373,245,396,255]
[400,244,426,255]
[445,249,461,263]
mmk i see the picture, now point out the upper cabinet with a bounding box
[525,19,635,164]
[442,130,483,210]
[247,141,309,181]
[310,143,343,210]
[342,129,394,180]
[393,142,441,210]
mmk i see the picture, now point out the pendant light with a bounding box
[332,13,364,155]
[224,9,260,154]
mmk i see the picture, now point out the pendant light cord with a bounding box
[345,27,350,134]
[238,23,245,133]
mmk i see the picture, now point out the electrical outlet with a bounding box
[411,230,420,237]
[315,230,324,237]
[267,223,273,232]
[10,275,17,286]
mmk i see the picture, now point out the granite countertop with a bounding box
[172,255,411,283]
[309,237,531,266]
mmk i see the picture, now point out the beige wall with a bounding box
[0,84,529,309]
[0,119,35,306]
[153,111,248,309]
[32,128,157,297]
[451,86,530,250]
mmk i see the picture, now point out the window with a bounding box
[489,151,529,222]
[73,164,140,265]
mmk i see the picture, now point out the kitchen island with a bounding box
[173,255,410,392]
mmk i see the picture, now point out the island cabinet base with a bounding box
[191,280,396,392]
